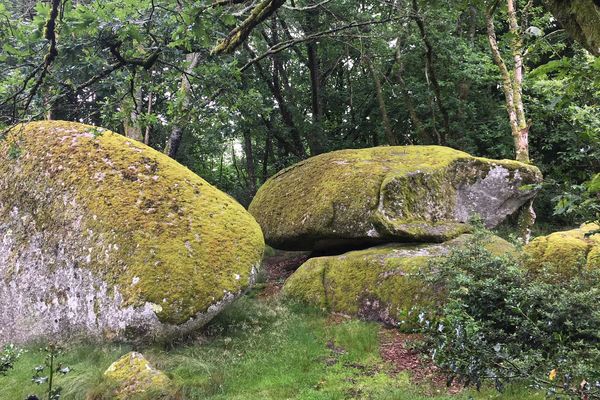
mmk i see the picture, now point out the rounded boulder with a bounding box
[0,121,264,343]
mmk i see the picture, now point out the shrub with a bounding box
[0,344,21,376]
[419,232,600,398]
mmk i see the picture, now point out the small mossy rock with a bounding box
[524,223,600,277]
[282,234,516,327]
[544,0,600,56]
[104,352,171,399]
[0,121,264,344]
[249,146,542,251]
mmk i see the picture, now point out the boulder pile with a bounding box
[250,146,542,324]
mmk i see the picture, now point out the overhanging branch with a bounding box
[240,17,402,71]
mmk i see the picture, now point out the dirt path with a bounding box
[258,251,310,298]
[379,329,463,394]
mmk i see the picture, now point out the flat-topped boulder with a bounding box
[282,234,516,327]
[249,146,542,251]
[0,121,264,344]
[524,223,599,277]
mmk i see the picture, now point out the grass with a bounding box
[0,294,544,400]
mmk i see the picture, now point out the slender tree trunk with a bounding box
[144,92,153,145]
[486,1,534,241]
[304,9,326,155]
[243,130,257,195]
[124,82,144,142]
[262,129,272,183]
[164,52,201,157]
[367,59,397,146]
[394,40,430,144]
[485,2,529,163]
[249,52,306,158]
[412,0,450,144]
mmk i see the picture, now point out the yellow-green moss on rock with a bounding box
[0,121,264,343]
[104,352,172,399]
[282,234,516,327]
[249,146,542,251]
[524,223,600,277]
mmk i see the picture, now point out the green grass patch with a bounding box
[0,296,543,400]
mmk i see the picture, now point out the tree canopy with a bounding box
[0,0,598,218]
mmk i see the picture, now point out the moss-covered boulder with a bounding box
[0,121,264,344]
[104,352,172,399]
[544,0,600,56]
[282,234,516,327]
[249,146,541,251]
[524,223,600,277]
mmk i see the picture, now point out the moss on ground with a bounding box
[249,146,541,250]
[0,121,264,325]
[524,223,600,277]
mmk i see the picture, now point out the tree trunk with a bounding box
[123,82,144,142]
[243,130,257,195]
[262,128,272,183]
[394,40,430,144]
[247,42,306,158]
[486,1,534,240]
[368,59,397,146]
[164,52,201,157]
[304,9,326,155]
[485,2,529,163]
[144,92,153,145]
[412,0,450,144]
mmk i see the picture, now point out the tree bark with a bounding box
[485,2,529,163]
[367,59,397,146]
[164,52,201,157]
[486,1,534,240]
[411,0,450,144]
[243,130,257,195]
[304,9,326,155]
[144,92,153,145]
[394,40,430,144]
[246,41,307,158]
[123,82,144,142]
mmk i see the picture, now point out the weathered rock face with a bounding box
[282,234,516,327]
[524,223,600,277]
[0,121,264,344]
[545,0,600,56]
[104,352,172,399]
[249,146,542,251]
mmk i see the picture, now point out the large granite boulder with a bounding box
[249,146,542,251]
[282,234,516,327]
[0,121,264,344]
[524,223,600,277]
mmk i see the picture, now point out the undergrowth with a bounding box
[0,295,543,400]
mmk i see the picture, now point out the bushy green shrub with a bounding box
[419,233,600,398]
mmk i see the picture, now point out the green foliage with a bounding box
[0,0,596,220]
[30,345,71,400]
[553,173,600,223]
[0,344,21,376]
[420,234,600,398]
